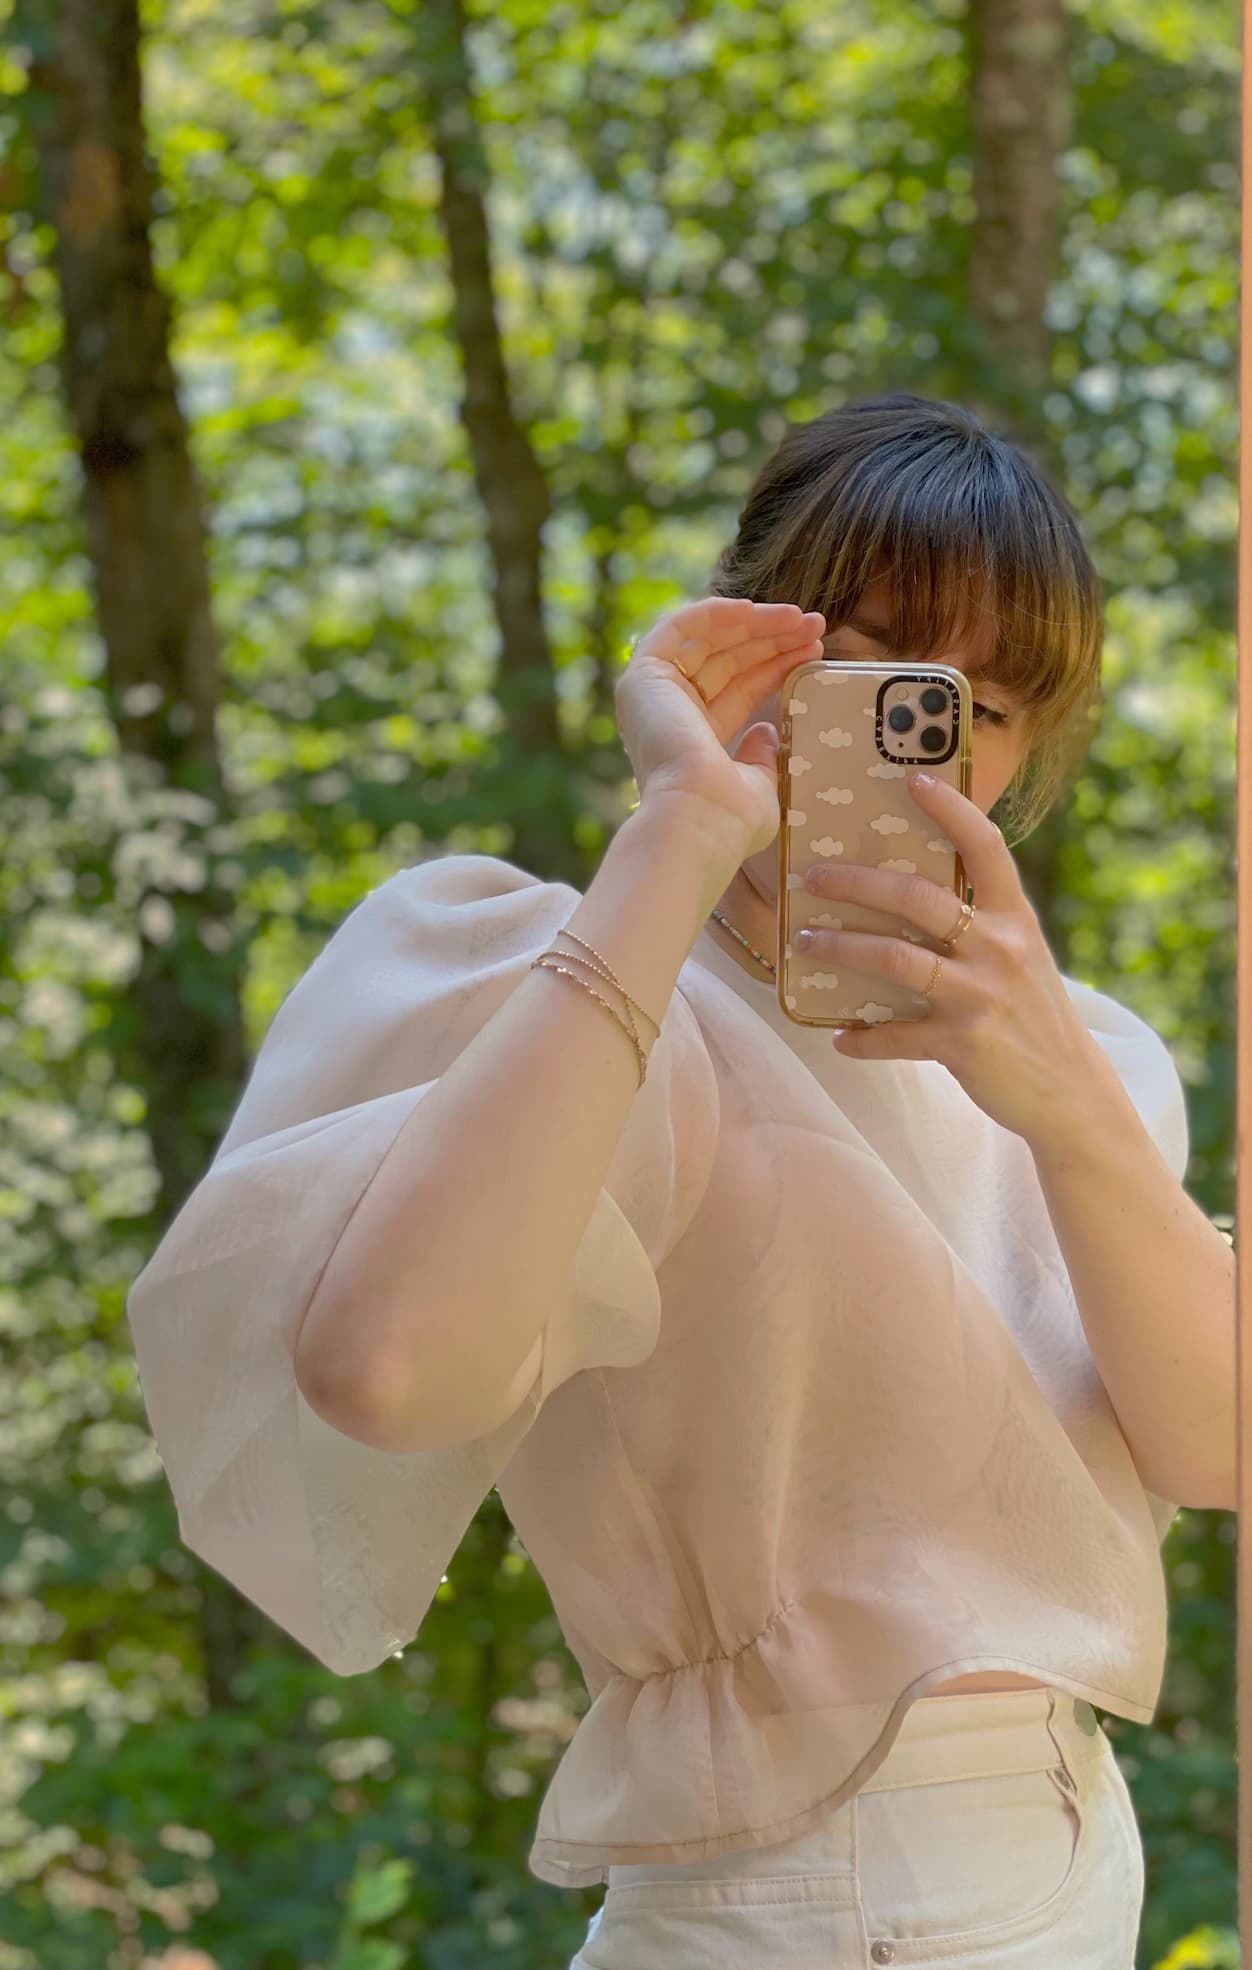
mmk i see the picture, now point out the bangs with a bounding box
[787,425,1103,712]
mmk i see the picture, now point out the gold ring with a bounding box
[670,656,710,704]
[921,901,975,1004]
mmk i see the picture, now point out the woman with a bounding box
[127,393,1231,1969]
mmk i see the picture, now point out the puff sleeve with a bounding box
[125,854,720,1675]
[1061,973,1191,1539]
[1061,974,1190,1185]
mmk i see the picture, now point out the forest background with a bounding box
[0,0,1240,1966]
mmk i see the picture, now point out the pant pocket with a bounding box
[854,1759,1086,1947]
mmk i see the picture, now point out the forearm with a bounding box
[294,793,747,1454]
[1028,1044,1236,1512]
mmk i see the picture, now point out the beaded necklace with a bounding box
[709,907,776,977]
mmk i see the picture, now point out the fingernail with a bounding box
[909,771,934,790]
[795,928,815,949]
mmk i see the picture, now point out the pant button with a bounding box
[870,1945,897,1964]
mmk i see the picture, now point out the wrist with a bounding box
[629,788,754,897]
[1024,1036,1136,1171]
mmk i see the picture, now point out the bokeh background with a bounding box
[0,0,1239,1966]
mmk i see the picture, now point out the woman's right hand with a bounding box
[616,597,826,858]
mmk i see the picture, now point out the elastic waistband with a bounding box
[858,1688,1103,1795]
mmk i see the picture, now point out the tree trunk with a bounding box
[28,0,256,1699]
[415,0,577,883]
[965,0,1074,950]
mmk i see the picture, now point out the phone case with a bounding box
[777,660,973,1030]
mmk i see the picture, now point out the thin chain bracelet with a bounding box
[553,928,661,1056]
[548,947,647,1060]
[530,955,649,1087]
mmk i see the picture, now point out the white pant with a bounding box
[569,1689,1144,1969]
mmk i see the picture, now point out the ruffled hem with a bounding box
[526,1598,1165,1887]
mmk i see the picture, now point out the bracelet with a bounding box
[530,925,663,1091]
[530,955,649,1088]
[553,928,661,1050]
[548,948,646,1061]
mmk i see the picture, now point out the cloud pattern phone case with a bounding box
[778,661,972,1030]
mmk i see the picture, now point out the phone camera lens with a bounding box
[919,686,949,715]
[919,726,947,754]
[887,704,914,733]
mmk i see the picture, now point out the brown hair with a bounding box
[705,391,1104,846]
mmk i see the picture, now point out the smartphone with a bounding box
[777,660,973,1030]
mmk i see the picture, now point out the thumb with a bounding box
[735,721,782,776]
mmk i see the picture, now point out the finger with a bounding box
[803,860,970,945]
[670,636,821,737]
[701,597,828,653]
[701,618,827,715]
[792,926,942,1005]
[637,601,826,733]
[672,606,827,687]
[709,636,826,729]
[905,772,1020,912]
[830,1017,932,1060]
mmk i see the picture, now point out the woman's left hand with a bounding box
[799,771,1103,1149]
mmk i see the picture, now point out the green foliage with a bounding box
[0,0,1237,1965]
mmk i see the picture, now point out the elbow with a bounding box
[292,1344,390,1449]
[294,1309,540,1456]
